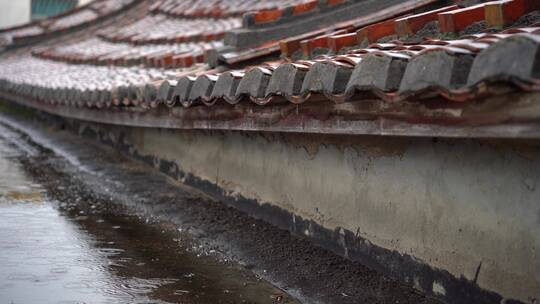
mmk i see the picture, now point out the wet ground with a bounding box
[0,108,441,304]
[0,127,296,303]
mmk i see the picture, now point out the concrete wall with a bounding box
[86,124,540,303]
[0,1,30,28]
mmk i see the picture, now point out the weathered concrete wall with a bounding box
[71,121,540,304]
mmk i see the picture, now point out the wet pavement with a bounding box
[0,132,295,304]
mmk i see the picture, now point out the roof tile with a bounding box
[0,0,539,132]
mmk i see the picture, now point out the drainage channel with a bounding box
[0,106,441,304]
[0,120,297,304]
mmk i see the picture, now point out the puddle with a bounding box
[0,134,296,304]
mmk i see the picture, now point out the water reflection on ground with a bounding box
[0,136,292,304]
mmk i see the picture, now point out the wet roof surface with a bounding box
[0,128,299,304]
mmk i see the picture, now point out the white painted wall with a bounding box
[0,0,31,29]
[0,0,90,29]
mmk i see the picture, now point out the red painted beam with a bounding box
[356,19,396,44]
[328,32,358,52]
[485,0,540,27]
[253,9,283,24]
[439,3,485,33]
[300,35,330,57]
[395,5,458,36]
[293,0,318,15]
